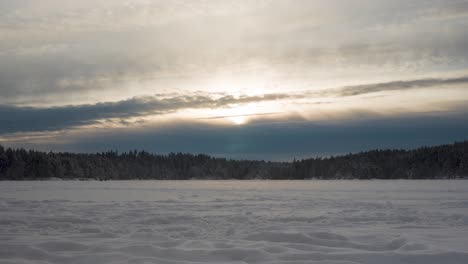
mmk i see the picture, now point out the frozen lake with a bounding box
[1,180,468,264]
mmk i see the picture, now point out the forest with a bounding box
[1,141,467,180]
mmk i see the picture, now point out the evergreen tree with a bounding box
[0,141,467,180]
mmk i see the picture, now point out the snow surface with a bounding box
[1,180,468,264]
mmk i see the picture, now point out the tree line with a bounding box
[0,141,467,180]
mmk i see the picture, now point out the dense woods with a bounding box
[1,141,467,180]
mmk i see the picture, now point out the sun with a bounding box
[228,115,247,125]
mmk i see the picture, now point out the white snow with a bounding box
[1,180,468,264]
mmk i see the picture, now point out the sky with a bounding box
[1,0,468,160]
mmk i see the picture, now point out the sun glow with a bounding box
[228,115,248,125]
[221,103,258,125]
[198,102,261,125]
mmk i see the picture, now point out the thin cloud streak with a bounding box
[197,112,282,120]
[337,76,468,97]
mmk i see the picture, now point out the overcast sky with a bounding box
[2,0,468,159]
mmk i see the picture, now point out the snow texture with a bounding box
[1,180,468,264]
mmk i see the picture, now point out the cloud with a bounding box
[424,1,468,18]
[0,93,292,134]
[1,74,468,134]
[337,76,468,97]
[2,0,468,106]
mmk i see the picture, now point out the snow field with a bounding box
[1,180,468,264]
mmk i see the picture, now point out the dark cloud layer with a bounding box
[8,112,468,161]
